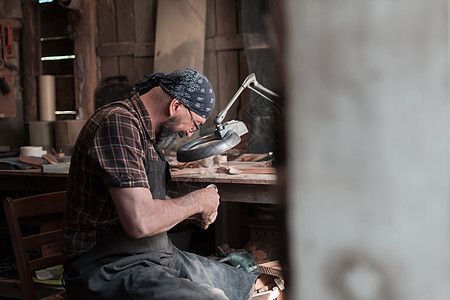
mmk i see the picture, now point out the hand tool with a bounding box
[219,249,258,273]
[0,58,11,94]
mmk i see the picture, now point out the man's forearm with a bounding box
[109,186,218,239]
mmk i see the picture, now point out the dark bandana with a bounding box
[135,68,215,119]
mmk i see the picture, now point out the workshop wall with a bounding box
[0,2,24,154]
[0,0,275,156]
[286,0,450,299]
[95,0,253,149]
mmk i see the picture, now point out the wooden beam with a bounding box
[73,0,97,119]
[21,0,40,122]
[97,42,155,57]
[205,34,244,52]
[97,35,245,58]
[97,42,134,57]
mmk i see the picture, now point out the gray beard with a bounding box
[154,117,186,151]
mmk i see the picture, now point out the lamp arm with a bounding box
[248,84,280,107]
[213,73,279,126]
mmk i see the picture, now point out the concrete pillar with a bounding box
[285,1,450,299]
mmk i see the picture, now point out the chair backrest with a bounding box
[3,191,67,300]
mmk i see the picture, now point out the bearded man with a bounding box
[62,69,257,299]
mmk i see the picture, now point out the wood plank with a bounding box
[97,0,119,88]
[18,155,44,167]
[134,58,154,83]
[215,34,244,51]
[97,41,134,57]
[134,42,155,57]
[119,56,136,87]
[215,0,237,34]
[205,0,216,39]
[202,49,218,131]
[100,57,120,82]
[115,0,135,42]
[96,0,117,44]
[170,167,218,176]
[217,52,239,116]
[97,42,154,58]
[215,0,240,117]
[154,0,207,73]
[171,172,276,185]
[23,230,63,248]
[205,34,244,52]
[132,0,156,83]
[202,0,219,131]
[134,0,156,43]
[114,0,135,83]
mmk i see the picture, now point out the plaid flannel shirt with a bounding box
[63,94,161,258]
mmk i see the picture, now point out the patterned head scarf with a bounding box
[135,68,215,119]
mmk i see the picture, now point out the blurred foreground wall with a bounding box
[285,1,450,299]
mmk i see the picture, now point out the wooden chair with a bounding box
[3,191,67,300]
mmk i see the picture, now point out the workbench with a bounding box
[0,169,277,204]
[0,168,278,247]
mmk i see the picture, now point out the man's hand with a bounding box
[187,186,220,229]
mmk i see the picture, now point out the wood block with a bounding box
[18,154,44,168]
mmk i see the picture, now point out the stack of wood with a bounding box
[214,244,284,300]
[253,261,284,300]
[169,153,276,176]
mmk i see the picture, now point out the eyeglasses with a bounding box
[186,107,200,132]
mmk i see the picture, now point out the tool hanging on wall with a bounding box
[0,58,11,95]
[1,25,15,60]
[0,21,16,118]
[0,25,17,96]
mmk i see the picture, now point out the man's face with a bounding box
[154,115,185,151]
[154,104,206,151]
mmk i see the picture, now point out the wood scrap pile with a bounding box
[169,153,276,176]
[253,261,284,300]
[213,244,284,299]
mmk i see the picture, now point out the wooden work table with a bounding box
[0,166,278,248]
[0,168,278,204]
[169,172,277,204]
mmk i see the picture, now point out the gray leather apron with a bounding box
[63,106,256,299]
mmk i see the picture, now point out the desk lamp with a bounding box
[177,73,279,162]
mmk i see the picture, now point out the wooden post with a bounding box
[73,0,97,119]
[21,0,40,122]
